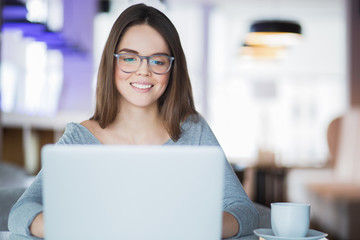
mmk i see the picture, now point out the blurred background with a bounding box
[0,0,359,239]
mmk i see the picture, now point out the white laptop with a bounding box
[42,145,224,240]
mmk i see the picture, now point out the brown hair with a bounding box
[90,3,198,141]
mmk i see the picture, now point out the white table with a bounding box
[0,231,328,240]
[0,231,259,240]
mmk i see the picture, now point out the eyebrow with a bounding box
[118,48,171,56]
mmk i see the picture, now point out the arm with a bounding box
[195,116,260,237]
[8,123,90,237]
[8,170,44,237]
[221,159,259,238]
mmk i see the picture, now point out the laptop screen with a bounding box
[42,145,224,240]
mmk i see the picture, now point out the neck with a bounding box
[107,103,169,145]
[117,106,161,130]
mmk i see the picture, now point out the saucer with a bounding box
[253,228,328,240]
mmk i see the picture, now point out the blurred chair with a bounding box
[330,107,360,183]
[287,107,360,240]
[286,115,341,204]
[325,115,342,168]
[307,107,360,240]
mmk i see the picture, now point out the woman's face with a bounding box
[115,24,171,110]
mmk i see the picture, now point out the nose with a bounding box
[136,58,151,76]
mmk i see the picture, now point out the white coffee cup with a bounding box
[271,202,310,238]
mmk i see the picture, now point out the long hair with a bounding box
[90,3,198,141]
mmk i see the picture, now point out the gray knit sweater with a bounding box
[8,115,259,238]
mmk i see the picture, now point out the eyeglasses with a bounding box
[114,53,175,75]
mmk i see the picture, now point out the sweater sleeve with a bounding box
[7,123,92,237]
[7,171,44,237]
[197,117,259,238]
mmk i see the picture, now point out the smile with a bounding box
[130,83,153,89]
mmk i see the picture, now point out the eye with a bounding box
[120,54,138,63]
[150,59,165,66]
[150,55,169,66]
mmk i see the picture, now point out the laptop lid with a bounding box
[42,145,224,240]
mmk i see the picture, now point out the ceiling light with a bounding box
[245,20,302,47]
[240,44,286,60]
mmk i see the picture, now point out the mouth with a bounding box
[130,82,154,90]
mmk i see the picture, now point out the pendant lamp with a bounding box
[245,20,302,47]
[241,43,286,60]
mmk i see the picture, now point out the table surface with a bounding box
[0,231,259,240]
[0,231,329,240]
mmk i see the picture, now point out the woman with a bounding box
[8,3,259,239]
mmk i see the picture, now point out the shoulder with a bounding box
[80,119,98,130]
[56,120,101,145]
[182,114,211,133]
[176,114,219,146]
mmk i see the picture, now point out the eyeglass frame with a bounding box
[113,53,175,75]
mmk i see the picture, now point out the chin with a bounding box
[132,101,158,109]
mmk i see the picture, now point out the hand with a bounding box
[30,212,44,238]
[222,211,239,239]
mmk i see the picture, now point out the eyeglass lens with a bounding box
[116,53,173,74]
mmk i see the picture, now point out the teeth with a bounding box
[131,83,152,89]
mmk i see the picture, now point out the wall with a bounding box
[205,0,347,165]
